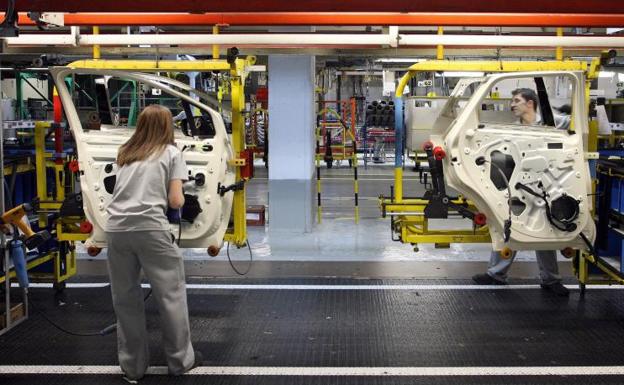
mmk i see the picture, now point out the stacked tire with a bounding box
[365,100,395,128]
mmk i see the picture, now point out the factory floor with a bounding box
[2,161,623,383]
[1,278,624,384]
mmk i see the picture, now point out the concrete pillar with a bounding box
[267,55,316,233]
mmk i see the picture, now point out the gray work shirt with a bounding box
[106,145,188,232]
[515,114,570,130]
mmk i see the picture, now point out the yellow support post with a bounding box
[226,58,247,247]
[212,25,220,59]
[93,26,101,60]
[436,27,444,60]
[34,122,48,228]
[555,28,563,61]
[54,164,65,202]
[394,167,403,203]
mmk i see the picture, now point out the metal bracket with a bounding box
[228,158,246,167]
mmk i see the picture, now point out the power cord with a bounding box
[27,286,152,337]
[176,208,182,246]
[226,241,253,275]
[28,294,108,337]
[29,210,246,335]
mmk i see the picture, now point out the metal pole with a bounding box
[1,64,9,333]
[393,96,404,203]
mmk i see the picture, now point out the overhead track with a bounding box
[5,1,624,13]
[6,30,624,49]
[15,12,624,27]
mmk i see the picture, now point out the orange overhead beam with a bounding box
[18,12,624,27]
[8,1,624,13]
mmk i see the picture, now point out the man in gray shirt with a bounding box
[472,88,570,297]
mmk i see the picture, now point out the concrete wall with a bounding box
[267,55,316,233]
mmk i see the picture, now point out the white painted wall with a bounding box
[268,55,316,180]
[267,55,316,233]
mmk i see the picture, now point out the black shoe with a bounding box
[122,375,139,384]
[472,273,506,285]
[540,282,570,297]
[190,350,203,371]
[169,350,204,376]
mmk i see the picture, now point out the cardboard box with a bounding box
[246,205,266,226]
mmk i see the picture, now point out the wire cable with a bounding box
[226,240,253,276]
[515,181,577,232]
[27,287,152,337]
[28,292,112,337]
[176,207,182,246]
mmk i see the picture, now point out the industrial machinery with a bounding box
[51,58,254,255]
[381,59,601,254]
[316,98,358,169]
[1,56,254,335]
[380,57,624,290]
[52,68,234,254]
[315,99,360,224]
[429,71,595,252]
[0,201,51,250]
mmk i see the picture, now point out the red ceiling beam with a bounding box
[17,12,624,27]
[8,1,624,14]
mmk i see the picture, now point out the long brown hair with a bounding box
[117,104,175,167]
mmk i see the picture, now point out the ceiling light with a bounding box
[598,71,615,78]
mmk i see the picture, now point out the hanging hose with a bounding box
[226,240,253,276]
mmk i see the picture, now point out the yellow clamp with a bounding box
[228,158,246,167]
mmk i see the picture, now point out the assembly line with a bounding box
[1,2,624,384]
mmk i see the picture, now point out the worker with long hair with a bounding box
[106,104,201,383]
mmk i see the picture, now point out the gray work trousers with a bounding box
[106,231,195,379]
[487,250,561,285]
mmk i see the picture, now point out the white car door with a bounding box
[51,68,236,252]
[432,71,595,252]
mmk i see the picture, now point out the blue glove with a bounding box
[166,207,180,223]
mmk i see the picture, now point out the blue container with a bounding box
[610,178,620,212]
[9,240,29,288]
[597,228,624,274]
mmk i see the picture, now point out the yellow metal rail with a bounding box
[382,197,490,246]
[68,59,233,71]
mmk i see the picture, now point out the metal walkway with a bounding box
[1,278,624,384]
